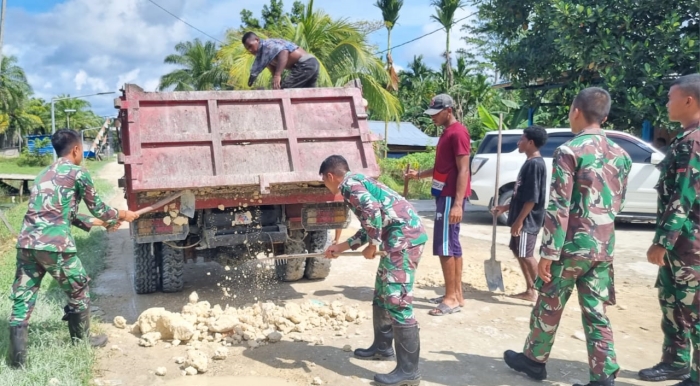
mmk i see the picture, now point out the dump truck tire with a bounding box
[304,230,332,280]
[160,242,185,293]
[276,232,306,282]
[133,241,158,294]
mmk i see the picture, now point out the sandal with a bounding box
[428,303,461,316]
[428,296,444,304]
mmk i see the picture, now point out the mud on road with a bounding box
[92,161,675,386]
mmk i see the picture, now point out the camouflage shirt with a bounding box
[540,128,632,261]
[653,122,700,265]
[340,172,428,253]
[16,158,119,253]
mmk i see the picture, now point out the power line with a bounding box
[376,11,479,55]
[145,0,224,44]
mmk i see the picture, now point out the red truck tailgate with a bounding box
[116,84,380,194]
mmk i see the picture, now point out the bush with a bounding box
[17,138,52,167]
[379,149,436,199]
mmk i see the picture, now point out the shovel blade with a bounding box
[179,190,195,218]
[484,258,505,292]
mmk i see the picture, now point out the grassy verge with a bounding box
[0,159,116,386]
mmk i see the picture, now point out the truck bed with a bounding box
[116,84,380,209]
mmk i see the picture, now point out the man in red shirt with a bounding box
[408,94,471,316]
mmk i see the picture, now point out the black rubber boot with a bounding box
[503,350,547,381]
[573,376,615,386]
[639,362,691,382]
[66,307,108,347]
[8,325,28,368]
[373,323,421,386]
[354,306,395,360]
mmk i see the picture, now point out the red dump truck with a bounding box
[115,84,379,294]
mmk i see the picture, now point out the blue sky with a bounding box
[4,0,476,116]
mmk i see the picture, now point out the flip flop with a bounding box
[428,296,444,304]
[428,303,461,316]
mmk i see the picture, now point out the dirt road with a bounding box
[93,161,674,386]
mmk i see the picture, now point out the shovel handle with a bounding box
[135,192,185,216]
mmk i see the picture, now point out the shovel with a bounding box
[484,114,505,292]
[135,190,196,218]
[257,250,387,264]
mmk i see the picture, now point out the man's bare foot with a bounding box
[510,291,538,302]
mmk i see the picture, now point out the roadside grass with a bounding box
[0,159,116,386]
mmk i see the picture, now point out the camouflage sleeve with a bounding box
[342,182,383,250]
[72,214,94,232]
[76,168,119,225]
[653,140,700,249]
[540,146,576,261]
[619,155,633,211]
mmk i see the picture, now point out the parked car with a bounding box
[469,128,665,224]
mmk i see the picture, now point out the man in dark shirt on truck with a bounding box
[492,125,548,302]
[242,32,320,89]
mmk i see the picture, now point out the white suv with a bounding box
[469,128,665,224]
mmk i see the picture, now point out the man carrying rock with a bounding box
[321,155,427,386]
[243,32,320,89]
[641,73,700,386]
[8,129,139,368]
[502,88,632,386]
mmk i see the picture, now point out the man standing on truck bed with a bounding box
[321,155,428,386]
[640,73,700,386]
[407,93,471,317]
[8,129,139,368]
[503,88,632,386]
[243,32,320,89]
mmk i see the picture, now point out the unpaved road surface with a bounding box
[93,161,674,386]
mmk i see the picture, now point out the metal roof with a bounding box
[368,120,439,147]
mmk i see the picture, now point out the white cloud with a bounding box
[115,69,141,90]
[74,70,108,92]
[6,0,457,113]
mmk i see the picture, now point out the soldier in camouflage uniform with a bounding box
[503,88,632,386]
[641,74,700,386]
[8,129,138,369]
[320,155,427,386]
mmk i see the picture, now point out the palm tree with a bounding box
[219,0,402,122]
[52,96,102,130]
[375,0,403,158]
[430,0,466,88]
[158,39,229,91]
[0,55,31,114]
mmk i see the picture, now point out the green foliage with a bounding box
[158,39,230,91]
[378,149,436,199]
[474,0,699,131]
[17,138,51,167]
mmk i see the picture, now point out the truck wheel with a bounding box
[304,230,332,280]
[160,242,185,293]
[276,232,306,282]
[497,189,513,226]
[133,241,158,294]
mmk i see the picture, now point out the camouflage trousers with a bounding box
[8,248,90,327]
[524,258,620,381]
[373,244,424,325]
[657,251,700,382]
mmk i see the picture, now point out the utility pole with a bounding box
[0,0,6,65]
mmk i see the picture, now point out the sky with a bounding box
[3,0,477,117]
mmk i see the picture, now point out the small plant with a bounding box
[17,138,52,167]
